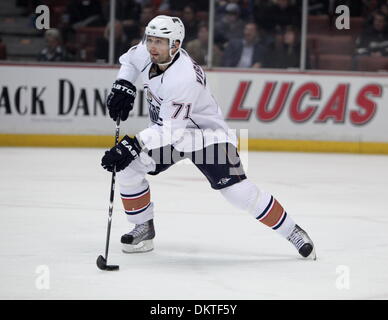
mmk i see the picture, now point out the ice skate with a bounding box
[121,219,155,253]
[287,225,316,260]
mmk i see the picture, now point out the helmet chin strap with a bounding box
[156,41,180,67]
[157,50,179,67]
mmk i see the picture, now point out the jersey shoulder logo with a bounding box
[191,58,206,86]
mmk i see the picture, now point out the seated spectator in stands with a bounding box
[139,5,155,28]
[99,0,142,35]
[95,22,129,63]
[116,0,141,22]
[181,5,199,43]
[267,25,309,68]
[380,2,388,18]
[117,0,145,42]
[65,0,106,28]
[61,0,106,44]
[222,22,268,68]
[255,0,300,33]
[215,3,245,45]
[355,11,388,56]
[216,0,252,19]
[38,29,72,62]
[185,23,223,66]
[116,5,153,47]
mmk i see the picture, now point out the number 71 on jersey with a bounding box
[171,102,192,119]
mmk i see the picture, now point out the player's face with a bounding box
[146,36,171,64]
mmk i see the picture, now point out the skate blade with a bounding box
[122,240,154,253]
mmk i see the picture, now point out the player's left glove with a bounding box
[101,135,142,172]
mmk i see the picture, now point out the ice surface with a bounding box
[0,147,387,299]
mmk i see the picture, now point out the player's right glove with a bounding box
[106,79,136,121]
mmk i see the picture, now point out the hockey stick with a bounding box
[96,116,121,271]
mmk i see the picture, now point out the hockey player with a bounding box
[101,15,316,259]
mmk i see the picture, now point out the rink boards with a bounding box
[0,63,387,153]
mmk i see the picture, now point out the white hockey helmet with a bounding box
[145,15,185,58]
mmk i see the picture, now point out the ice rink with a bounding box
[0,147,387,300]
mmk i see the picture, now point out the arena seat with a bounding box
[356,56,388,72]
[307,15,330,35]
[330,16,365,36]
[317,54,353,71]
[315,35,354,55]
[82,46,96,62]
[307,34,318,54]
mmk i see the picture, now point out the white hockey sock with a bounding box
[116,156,157,226]
[220,179,296,239]
[120,183,154,225]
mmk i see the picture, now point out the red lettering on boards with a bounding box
[257,82,292,121]
[289,82,321,122]
[226,81,382,125]
[351,84,382,125]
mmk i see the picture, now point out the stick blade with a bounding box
[96,255,119,271]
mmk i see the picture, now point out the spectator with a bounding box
[216,0,242,15]
[267,25,309,68]
[215,3,245,45]
[38,29,72,62]
[119,5,154,46]
[237,0,255,20]
[380,2,388,18]
[185,23,223,66]
[95,22,129,63]
[61,0,106,44]
[355,11,388,56]
[181,5,199,43]
[100,0,142,23]
[117,0,142,21]
[65,0,106,28]
[255,0,300,33]
[139,5,155,27]
[222,22,268,68]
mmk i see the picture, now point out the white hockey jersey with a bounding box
[117,41,237,152]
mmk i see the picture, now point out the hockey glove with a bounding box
[101,135,142,172]
[106,79,136,121]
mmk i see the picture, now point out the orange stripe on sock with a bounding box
[122,190,150,211]
[259,199,285,228]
